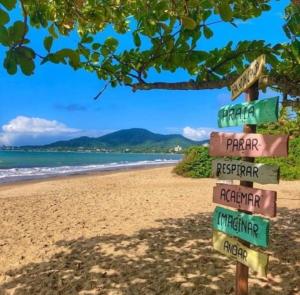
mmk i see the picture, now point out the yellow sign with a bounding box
[213,231,269,277]
[231,55,266,100]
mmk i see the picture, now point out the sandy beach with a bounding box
[0,166,299,294]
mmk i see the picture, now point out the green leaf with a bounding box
[55,49,80,69]
[203,26,213,39]
[46,53,62,64]
[291,40,300,64]
[44,36,53,52]
[133,31,141,47]
[0,25,9,45]
[48,24,58,39]
[0,8,9,26]
[14,46,35,75]
[111,80,117,87]
[92,43,101,50]
[19,57,35,75]
[9,21,27,42]
[100,46,109,56]
[16,46,35,59]
[196,50,208,60]
[218,3,233,22]
[261,4,271,11]
[81,35,93,43]
[3,51,17,75]
[181,16,197,30]
[105,37,118,51]
[91,52,99,62]
[0,0,16,10]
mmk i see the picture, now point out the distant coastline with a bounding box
[2,128,207,154]
[0,148,184,154]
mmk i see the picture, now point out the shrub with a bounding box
[174,138,300,180]
[173,146,212,178]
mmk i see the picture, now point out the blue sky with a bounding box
[0,0,289,146]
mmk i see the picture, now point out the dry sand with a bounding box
[0,166,299,295]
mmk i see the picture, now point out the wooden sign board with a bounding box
[212,206,270,247]
[218,97,279,128]
[213,231,269,277]
[211,159,279,184]
[209,132,289,157]
[213,184,277,217]
[231,55,265,100]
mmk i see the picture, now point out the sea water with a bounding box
[0,151,182,183]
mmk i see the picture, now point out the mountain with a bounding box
[21,128,208,153]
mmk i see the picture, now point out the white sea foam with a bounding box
[0,159,180,183]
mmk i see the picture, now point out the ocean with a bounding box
[0,151,182,183]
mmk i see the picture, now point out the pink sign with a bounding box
[213,184,277,217]
[209,132,288,157]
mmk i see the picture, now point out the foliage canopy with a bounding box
[0,0,299,97]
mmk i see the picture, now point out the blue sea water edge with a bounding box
[0,151,182,183]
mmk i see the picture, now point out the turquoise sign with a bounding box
[218,96,279,128]
[212,206,270,248]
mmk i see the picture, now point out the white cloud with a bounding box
[2,116,78,134]
[183,126,214,141]
[0,116,80,146]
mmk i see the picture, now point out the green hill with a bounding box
[22,128,207,153]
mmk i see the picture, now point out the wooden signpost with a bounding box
[209,132,288,157]
[218,96,279,128]
[209,55,289,294]
[213,231,269,277]
[211,159,280,184]
[213,184,277,217]
[212,206,270,247]
[231,55,266,100]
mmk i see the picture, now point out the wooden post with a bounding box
[235,81,259,295]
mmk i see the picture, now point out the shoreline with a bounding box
[0,162,177,189]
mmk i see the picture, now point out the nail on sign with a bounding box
[212,206,270,248]
[213,184,277,217]
[211,159,279,184]
[209,132,289,157]
[218,97,279,128]
[213,231,269,277]
[231,55,265,100]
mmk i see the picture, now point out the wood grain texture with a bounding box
[213,184,277,217]
[211,159,279,184]
[218,96,278,128]
[212,206,270,248]
[209,132,289,157]
[231,55,265,100]
[213,231,269,277]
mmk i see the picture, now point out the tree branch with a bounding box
[132,77,236,92]
[131,75,300,97]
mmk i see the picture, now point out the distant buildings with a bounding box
[169,145,183,153]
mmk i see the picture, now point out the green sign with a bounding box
[218,96,278,128]
[212,206,269,248]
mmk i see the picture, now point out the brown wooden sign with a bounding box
[231,55,265,100]
[209,132,289,157]
[213,184,277,217]
[211,159,279,184]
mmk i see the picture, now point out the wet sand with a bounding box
[0,166,299,294]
